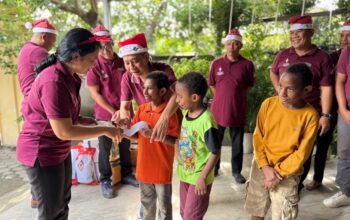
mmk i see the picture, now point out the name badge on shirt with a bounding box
[117,68,125,72]
[216,67,224,76]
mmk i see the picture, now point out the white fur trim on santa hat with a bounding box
[290,23,313,30]
[222,35,242,44]
[118,44,148,58]
[25,22,33,29]
[341,26,350,31]
[33,27,57,35]
[94,31,110,36]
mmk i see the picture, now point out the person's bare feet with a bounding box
[306,180,322,191]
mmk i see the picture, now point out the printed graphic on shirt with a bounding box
[177,128,199,173]
[216,67,224,76]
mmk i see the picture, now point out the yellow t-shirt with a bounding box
[253,96,319,178]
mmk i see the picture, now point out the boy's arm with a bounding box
[163,135,177,146]
[122,133,138,141]
[274,115,319,177]
[195,127,221,195]
[253,101,269,168]
[163,113,181,146]
[140,128,177,145]
[124,106,141,141]
[196,150,220,195]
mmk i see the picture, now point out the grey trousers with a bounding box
[24,155,72,220]
[336,115,350,194]
[140,182,172,220]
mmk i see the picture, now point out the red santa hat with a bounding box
[341,20,350,31]
[288,15,313,31]
[25,19,57,35]
[118,33,148,58]
[92,24,111,37]
[222,28,242,44]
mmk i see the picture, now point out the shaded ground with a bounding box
[1,146,350,219]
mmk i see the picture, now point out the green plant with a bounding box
[240,24,277,132]
[169,57,214,97]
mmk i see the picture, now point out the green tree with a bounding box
[174,0,316,54]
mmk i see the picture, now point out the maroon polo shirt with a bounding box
[87,54,125,120]
[330,49,341,67]
[208,55,255,127]
[271,46,334,113]
[120,61,176,105]
[337,46,350,107]
[18,41,49,97]
[17,61,81,167]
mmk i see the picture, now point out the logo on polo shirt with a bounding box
[283,58,290,67]
[217,67,224,76]
[101,70,108,79]
[305,62,312,68]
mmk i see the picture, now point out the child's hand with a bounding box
[116,118,131,129]
[195,177,207,196]
[140,128,152,139]
[261,166,282,187]
[263,179,280,191]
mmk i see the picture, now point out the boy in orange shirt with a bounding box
[127,71,179,220]
[244,63,319,220]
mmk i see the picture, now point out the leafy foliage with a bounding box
[169,56,214,98]
[240,24,277,132]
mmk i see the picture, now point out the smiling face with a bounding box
[143,78,166,105]
[175,82,195,111]
[71,50,99,75]
[289,29,314,50]
[122,53,149,77]
[340,30,350,49]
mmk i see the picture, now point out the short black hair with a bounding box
[146,71,170,90]
[177,72,208,98]
[285,63,313,87]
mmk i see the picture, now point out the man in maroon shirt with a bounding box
[17,18,57,208]
[117,33,179,141]
[18,19,56,97]
[270,15,334,192]
[330,21,350,67]
[87,25,138,199]
[323,45,350,208]
[208,29,255,184]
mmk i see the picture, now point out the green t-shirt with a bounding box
[176,108,220,185]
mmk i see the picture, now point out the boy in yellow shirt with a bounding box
[244,63,319,220]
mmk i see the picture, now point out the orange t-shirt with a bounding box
[132,102,180,184]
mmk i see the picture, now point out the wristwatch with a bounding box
[321,112,332,119]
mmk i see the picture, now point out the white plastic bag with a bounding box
[74,147,98,185]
